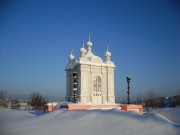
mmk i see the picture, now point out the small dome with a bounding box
[87,41,93,47]
[69,54,75,61]
[80,47,87,53]
[105,51,111,57]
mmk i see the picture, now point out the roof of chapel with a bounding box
[65,35,115,71]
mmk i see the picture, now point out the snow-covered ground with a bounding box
[0,107,180,135]
[148,107,180,124]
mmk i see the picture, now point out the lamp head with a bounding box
[126,76,131,81]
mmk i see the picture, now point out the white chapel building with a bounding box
[65,35,116,104]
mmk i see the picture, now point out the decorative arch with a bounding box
[91,56,103,64]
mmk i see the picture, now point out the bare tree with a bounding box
[0,90,8,108]
[174,89,180,106]
[136,92,143,104]
[29,92,47,110]
[145,90,159,110]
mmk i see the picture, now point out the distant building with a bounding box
[65,35,115,104]
[163,97,175,107]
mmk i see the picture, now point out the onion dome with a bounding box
[80,41,87,53]
[87,34,92,46]
[105,51,111,57]
[69,49,75,62]
[80,41,87,58]
[69,54,75,61]
[105,45,111,61]
[87,41,93,47]
[80,47,86,53]
[87,34,93,55]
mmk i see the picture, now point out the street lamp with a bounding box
[126,76,131,104]
[73,72,78,103]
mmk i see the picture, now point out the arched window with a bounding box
[93,76,101,96]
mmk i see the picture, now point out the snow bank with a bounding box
[0,108,179,135]
[148,107,180,124]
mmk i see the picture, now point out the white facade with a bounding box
[65,35,115,104]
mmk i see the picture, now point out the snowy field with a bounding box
[0,107,180,135]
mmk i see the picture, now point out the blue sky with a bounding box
[0,0,180,100]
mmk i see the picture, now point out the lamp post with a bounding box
[126,76,131,104]
[73,72,78,103]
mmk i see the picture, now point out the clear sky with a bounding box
[0,0,180,100]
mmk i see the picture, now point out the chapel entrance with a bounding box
[92,76,102,104]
